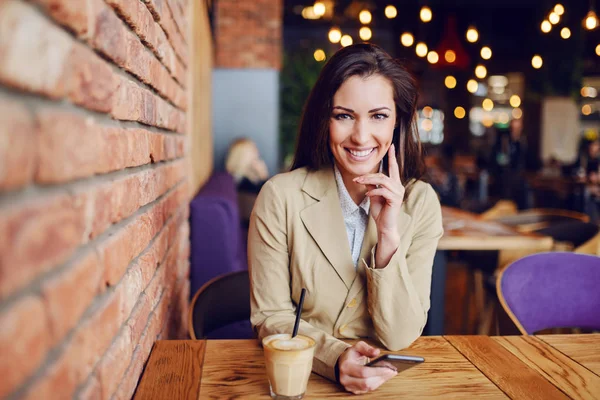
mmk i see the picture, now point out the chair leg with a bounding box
[462,269,474,334]
[473,270,486,320]
[478,301,496,335]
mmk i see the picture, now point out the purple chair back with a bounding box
[189,172,247,297]
[498,252,600,334]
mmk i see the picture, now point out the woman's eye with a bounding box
[334,113,352,120]
[373,113,389,120]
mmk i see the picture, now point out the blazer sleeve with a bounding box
[248,180,351,382]
[362,184,443,351]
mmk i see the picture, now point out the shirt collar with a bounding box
[334,164,370,217]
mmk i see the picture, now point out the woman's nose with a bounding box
[351,120,371,144]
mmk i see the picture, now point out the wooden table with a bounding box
[425,207,553,336]
[438,206,554,251]
[134,335,600,399]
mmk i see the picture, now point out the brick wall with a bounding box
[0,0,193,398]
[215,0,283,69]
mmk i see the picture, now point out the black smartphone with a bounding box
[365,354,424,373]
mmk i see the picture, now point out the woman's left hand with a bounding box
[353,144,404,266]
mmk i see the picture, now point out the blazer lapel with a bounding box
[300,168,356,289]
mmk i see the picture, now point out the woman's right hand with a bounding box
[337,341,397,394]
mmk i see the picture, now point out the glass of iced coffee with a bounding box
[262,333,316,400]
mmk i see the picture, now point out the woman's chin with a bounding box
[340,161,380,177]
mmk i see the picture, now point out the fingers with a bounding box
[388,143,401,183]
[339,366,397,395]
[341,376,388,395]
[343,362,391,379]
[354,341,381,358]
[354,174,404,195]
[366,187,404,206]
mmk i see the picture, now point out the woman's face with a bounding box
[329,74,396,179]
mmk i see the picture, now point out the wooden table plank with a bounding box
[537,334,600,377]
[134,340,205,400]
[446,336,569,400]
[199,338,507,399]
[495,336,600,400]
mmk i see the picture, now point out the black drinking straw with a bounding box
[292,288,306,338]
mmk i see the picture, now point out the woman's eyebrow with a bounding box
[368,107,392,113]
[332,106,354,112]
[332,106,392,113]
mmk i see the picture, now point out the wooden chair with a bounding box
[188,270,252,340]
[479,200,518,221]
[493,209,589,234]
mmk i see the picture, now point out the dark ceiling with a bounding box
[283,0,599,76]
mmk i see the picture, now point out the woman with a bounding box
[248,44,443,395]
[225,137,269,193]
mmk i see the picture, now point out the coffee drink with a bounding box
[262,334,316,399]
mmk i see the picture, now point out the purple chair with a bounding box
[188,172,253,339]
[497,252,600,334]
[189,171,248,297]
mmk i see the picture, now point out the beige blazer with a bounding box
[248,166,443,381]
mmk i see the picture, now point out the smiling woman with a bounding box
[248,44,443,396]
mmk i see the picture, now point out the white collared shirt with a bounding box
[334,164,370,268]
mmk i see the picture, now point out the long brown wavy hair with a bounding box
[290,43,425,198]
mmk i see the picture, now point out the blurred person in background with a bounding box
[428,145,462,208]
[491,118,529,209]
[570,138,600,221]
[225,138,269,194]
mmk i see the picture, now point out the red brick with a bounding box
[64,43,119,113]
[40,250,103,344]
[105,0,187,87]
[0,296,51,399]
[35,110,100,183]
[35,109,185,184]
[0,99,37,190]
[0,192,90,299]
[112,303,163,400]
[87,0,186,110]
[116,267,146,325]
[100,184,187,286]
[77,376,102,400]
[33,0,90,37]
[144,257,168,310]
[127,294,153,348]
[165,0,187,43]
[111,76,186,132]
[95,325,133,400]
[90,159,186,238]
[93,291,160,400]
[23,289,121,400]
[177,278,191,338]
[215,0,282,69]
[0,1,72,98]
[111,78,154,127]
[141,0,188,66]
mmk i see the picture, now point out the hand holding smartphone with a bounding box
[365,354,424,373]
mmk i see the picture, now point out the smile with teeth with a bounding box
[347,148,375,157]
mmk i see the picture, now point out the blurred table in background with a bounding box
[424,207,553,336]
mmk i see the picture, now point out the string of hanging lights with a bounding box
[302,1,597,124]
